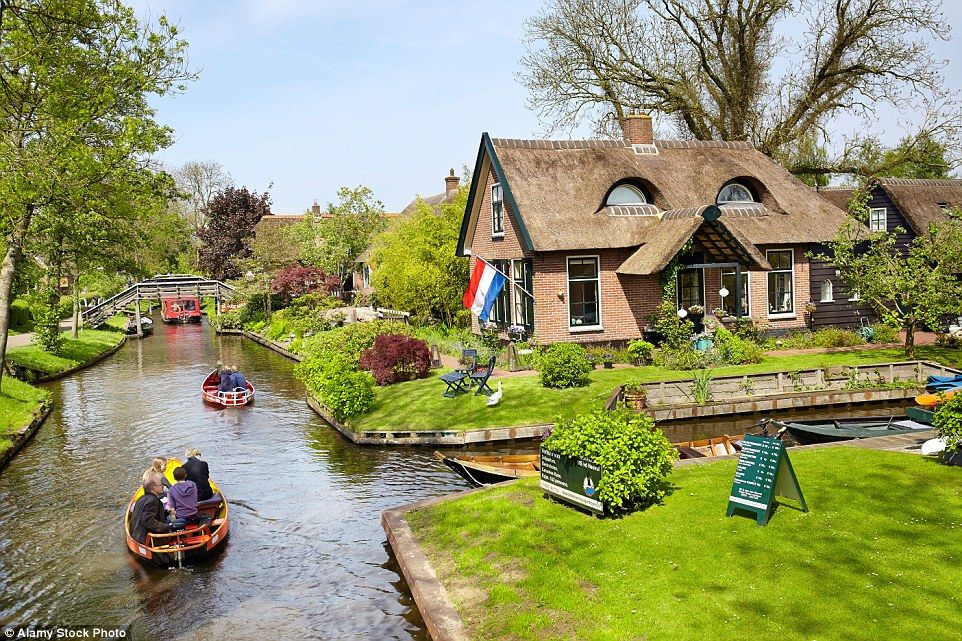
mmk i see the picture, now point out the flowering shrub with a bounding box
[360,334,431,385]
[543,408,676,512]
[270,265,340,303]
[536,343,592,388]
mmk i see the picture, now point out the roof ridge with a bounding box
[877,177,962,187]
[488,137,754,150]
[817,185,857,191]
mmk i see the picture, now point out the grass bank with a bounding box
[0,377,50,457]
[6,324,125,377]
[349,346,959,433]
[408,447,962,641]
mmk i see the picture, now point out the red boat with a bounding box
[202,369,255,407]
[161,297,202,323]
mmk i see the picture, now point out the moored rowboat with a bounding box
[125,458,229,567]
[674,434,744,459]
[202,369,254,407]
[435,451,540,486]
[770,415,931,446]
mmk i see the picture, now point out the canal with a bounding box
[0,320,465,640]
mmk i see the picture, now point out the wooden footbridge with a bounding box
[81,274,236,328]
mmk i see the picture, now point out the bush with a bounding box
[270,264,340,303]
[812,327,864,348]
[209,310,243,331]
[871,323,899,344]
[360,334,431,385]
[934,392,962,454]
[33,301,63,355]
[647,300,694,349]
[10,299,33,332]
[626,339,654,365]
[294,354,375,422]
[537,343,593,388]
[543,408,676,512]
[713,327,764,364]
[300,320,413,368]
[654,345,721,370]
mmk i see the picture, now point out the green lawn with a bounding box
[349,346,958,432]
[409,447,962,641]
[0,376,50,455]
[6,326,125,376]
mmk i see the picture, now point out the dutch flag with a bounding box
[463,258,507,322]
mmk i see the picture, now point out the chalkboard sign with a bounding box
[539,447,604,515]
[726,435,807,525]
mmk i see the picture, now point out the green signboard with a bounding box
[539,447,604,515]
[726,435,807,526]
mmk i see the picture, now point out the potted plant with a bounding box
[507,324,527,342]
[623,382,647,409]
[585,353,597,369]
[691,332,713,351]
[712,307,726,319]
[602,353,615,369]
[933,393,962,466]
[626,339,654,366]
[687,304,704,316]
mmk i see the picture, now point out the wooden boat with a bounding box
[125,458,229,568]
[916,389,957,408]
[435,451,540,486]
[124,316,153,336]
[202,370,254,407]
[771,415,932,445]
[160,297,202,323]
[674,434,744,459]
[906,405,935,425]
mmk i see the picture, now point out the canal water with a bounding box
[0,320,466,640]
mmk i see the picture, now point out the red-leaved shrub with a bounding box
[359,334,431,385]
[270,265,340,302]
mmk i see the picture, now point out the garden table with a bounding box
[440,371,469,398]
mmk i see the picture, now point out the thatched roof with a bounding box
[817,179,962,235]
[459,134,852,258]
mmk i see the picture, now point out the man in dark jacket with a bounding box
[183,448,214,501]
[130,475,171,544]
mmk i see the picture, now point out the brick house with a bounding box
[813,178,962,328]
[456,115,855,343]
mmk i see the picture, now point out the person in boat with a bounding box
[167,466,212,530]
[183,448,214,502]
[141,457,172,493]
[217,366,235,395]
[229,365,248,392]
[130,474,172,544]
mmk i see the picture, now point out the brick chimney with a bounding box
[445,168,459,195]
[311,200,320,215]
[620,113,653,145]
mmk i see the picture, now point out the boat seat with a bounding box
[211,518,226,527]
[196,493,222,510]
[181,534,209,546]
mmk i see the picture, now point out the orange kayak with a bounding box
[916,389,956,408]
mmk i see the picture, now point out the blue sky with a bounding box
[135,0,962,214]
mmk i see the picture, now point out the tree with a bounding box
[370,186,470,325]
[0,0,191,389]
[197,187,271,280]
[174,160,233,234]
[815,188,962,358]
[520,0,960,180]
[270,265,339,303]
[292,186,386,291]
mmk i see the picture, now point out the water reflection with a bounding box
[0,320,465,640]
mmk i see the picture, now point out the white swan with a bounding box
[486,381,503,407]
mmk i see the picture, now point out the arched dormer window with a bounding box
[820,279,833,302]
[605,183,649,206]
[717,182,757,205]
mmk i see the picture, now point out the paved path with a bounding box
[6,319,75,350]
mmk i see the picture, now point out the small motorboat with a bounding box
[926,374,962,392]
[770,415,932,446]
[202,369,254,407]
[125,458,229,568]
[124,316,153,336]
[161,297,202,323]
[436,451,540,486]
[674,434,744,459]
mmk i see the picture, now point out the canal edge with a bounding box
[32,336,128,383]
[0,399,53,473]
[382,486,503,641]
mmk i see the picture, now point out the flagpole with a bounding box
[474,256,535,300]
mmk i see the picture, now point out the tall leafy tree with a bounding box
[197,186,271,281]
[370,186,470,325]
[0,0,191,388]
[292,186,386,291]
[520,0,960,181]
[816,189,962,357]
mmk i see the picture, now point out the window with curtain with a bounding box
[767,249,794,314]
[512,258,534,331]
[491,183,504,236]
[567,257,600,328]
[677,268,704,309]
[488,259,511,325]
[820,279,833,302]
[721,270,749,316]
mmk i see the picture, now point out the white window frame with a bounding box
[721,270,750,317]
[766,248,796,319]
[566,255,602,332]
[848,287,860,302]
[676,267,705,311]
[362,264,371,289]
[820,279,834,303]
[869,207,887,232]
[491,183,505,238]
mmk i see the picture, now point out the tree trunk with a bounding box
[904,322,916,359]
[71,266,80,339]
[0,207,34,392]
